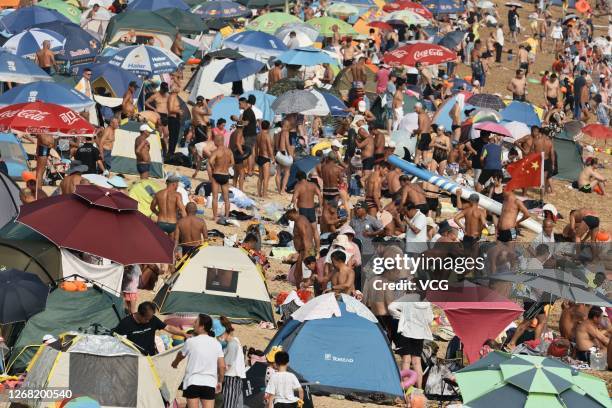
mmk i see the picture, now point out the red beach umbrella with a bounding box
[368,21,394,31]
[17,185,174,265]
[0,101,95,135]
[382,1,434,18]
[383,42,456,66]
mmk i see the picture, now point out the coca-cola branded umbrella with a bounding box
[382,1,434,18]
[0,101,95,135]
[383,42,456,66]
[17,185,174,265]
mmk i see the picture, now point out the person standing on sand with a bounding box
[122,81,138,119]
[209,133,234,222]
[135,124,152,179]
[97,118,118,173]
[497,190,531,242]
[145,82,170,152]
[254,120,274,198]
[229,121,246,191]
[35,133,54,193]
[171,314,225,408]
[453,190,488,257]
[150,174,187,239]
[292,170,322,253]
[285,208,315,288]
[176,202,208,257]
[328,250,355,295]
[167,87,182,157]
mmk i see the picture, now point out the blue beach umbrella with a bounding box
[224,31,288,57]
[436,30,466,49]
[276,47,336,66]
[422,0,465,14]
[242,90,276,122]
[108,45,183,77]
[501,101,541,127]
[209,96,239,128]
[214,57,264,83]
[0,50,51,83]
[302,90,348,117]
[128,0,190,11]
[3,28,64,57]
[192,1,251,20]
[0,81,94,110]
[33,21,101,65]
[0,6,71,35]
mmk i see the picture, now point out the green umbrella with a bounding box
[247,12,301,34]
[37,0,81,24]
[154,8,208,34]
[327,2,360,17]
[306,16,357,37]
[457,353,612,408]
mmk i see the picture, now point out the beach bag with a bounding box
[275,151,293,167]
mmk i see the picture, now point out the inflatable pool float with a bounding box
[400,368,417,389]
[275,151,293,167]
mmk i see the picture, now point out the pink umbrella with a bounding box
[473,121,512,138]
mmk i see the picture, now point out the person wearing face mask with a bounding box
[216,316,246,408]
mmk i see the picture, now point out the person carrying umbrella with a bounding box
[508,5,519,43]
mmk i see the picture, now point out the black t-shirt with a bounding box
[75,143,100,174]
[508,10,518,28]
[573,76,586,102]
[112,315,166,355]
[243,107,257,138]
[470,138,486,169]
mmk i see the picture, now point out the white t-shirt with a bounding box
[265,371,301,404]
[405,210,428,254]
[181,335,224,388]
[224,337,246,378]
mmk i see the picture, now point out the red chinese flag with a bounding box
[505,152,544,191]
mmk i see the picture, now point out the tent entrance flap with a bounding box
[70,353,139,407]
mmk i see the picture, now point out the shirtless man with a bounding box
[190,96,212,178]
[392,82,404,131]
[319,153,344,202]
[286,208,315,285]
[575,306,609,362]
[275,121,292,194]
[515,126,537,157]
[134,124,152,179]
[373,128,386,162]
[97,119,118,172]
[341,40,356,66]
[268,61,282,89]
[60,161,88,195]
[544,73,560,110]
[563,208,600,243]
[170,32,184,58]
[35,41,57,74]
[122,81,138,119]
[399,175,428,214]
[167,87,182,157]
[507,69,527,101]
[517,45,529,74]
[453,190,488,254]
[209,133,234,221]
[151,174,186,238]
[176,202,207,256]
[254,120,274,198]
[145,82,170,149]
[354,116,374,180]
[292,171,322,252]
[532,127,556,196]
[329,250,355,295]
[560,302,584,341]
[385,164,402,198]
[229,122,246,191]
[350,57,368,84]
[497,190,531,242]
[450,97,463,142]
[35,133,54,191]
[414,102,432,164]
[577,158,606,195]
[364,163,386,216]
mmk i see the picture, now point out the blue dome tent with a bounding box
[264,293,404,399]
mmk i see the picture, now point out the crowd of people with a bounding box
[6,0,612,406]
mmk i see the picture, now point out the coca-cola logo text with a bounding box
[0,109,49,121]
[413,49,444,59]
